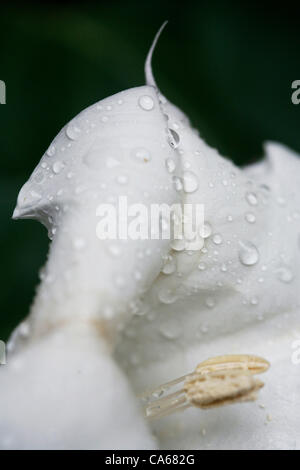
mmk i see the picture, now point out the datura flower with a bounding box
[1,24,300,450]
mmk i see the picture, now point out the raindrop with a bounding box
[198,262,206,271]
[185,235,204,251]
[205,297,215,308]
[212,233,223,245]
[165,158,176,173]
[238,240,259,266]
[170,238,186,251]
[46,144,56,157]
[245,212,256,224]
[183,171,198,193]
[162,257,176,274]
[158,288,178,305]
[101,116,109,122]
[221,263,227,272]
[52,161,65,174]
[172,176,183,192]
[138,95,154,111]
[34,170,45,184]
[199,222,212,239]
[168,129,180,149]
[246,191,258,206]
[66,123,82,141]
[276,266,294,283]
[159,320,181,339]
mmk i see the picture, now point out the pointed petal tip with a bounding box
[12,207,20,220]
[145,21,169,88]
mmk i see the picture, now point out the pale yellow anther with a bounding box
[140,354,270,419]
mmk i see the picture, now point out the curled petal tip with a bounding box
[145,21,168,88]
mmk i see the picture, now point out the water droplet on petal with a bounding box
[238,240,259,266]
[276,266,294,283]
[34,170,45,184]
[158,288,178,305]
[212,233,223,245]
[183,171,198,193]
[167,129,180,149]
[138,95,154,111]
[165,157,176,173]
[246,191,258,206]
[245,212,256,224]
[52,161,65,174]
[198,262,206,271]
[46,144,56,157]
[66,123,82,141]
[162,257,176,274]
[199,222,212,239]
[159,319,181,339]
[172,176,183,192]
[170,238,186,251]
[205,296,215,308]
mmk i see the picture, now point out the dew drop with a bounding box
[199,222,212,239]
[159,320,181,339]
[52,161,65,174]
[276,266,294,283]
[34,170,45,184]
[205,296,215,308]
[138,95,154,111]
[246,191,258,206]
[238,240,259,266]
[46,144,56,157]
[168,128,180,149]
[183,171,198,193]
[165,158,176,173]
[162,258,176,275]
[212,233,223,245]
[158,288,178,305]
[172,176,183,192]
[245,212,256,224]
[66,123,82,141]
[170,238,186,251]
[198,262,206,271]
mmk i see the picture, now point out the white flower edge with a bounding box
[0,26,299,449]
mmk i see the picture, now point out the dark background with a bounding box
[1,0,299,340]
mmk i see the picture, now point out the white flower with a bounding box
[1,25,300,449]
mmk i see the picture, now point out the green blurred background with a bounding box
[1,1,299,340]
